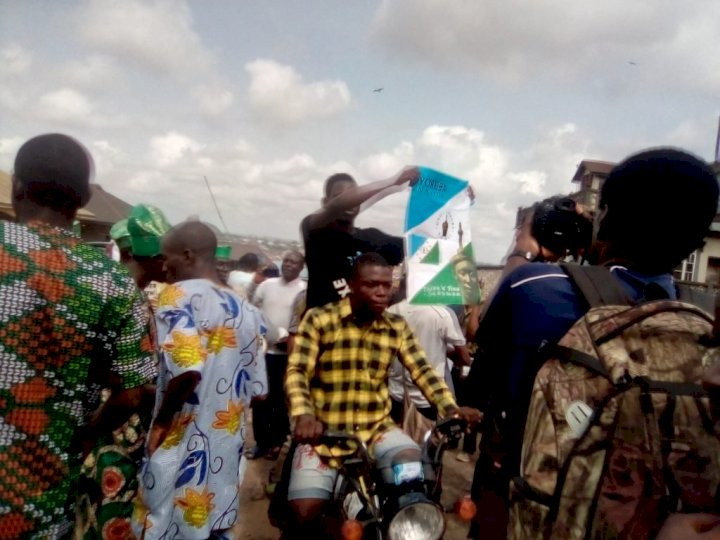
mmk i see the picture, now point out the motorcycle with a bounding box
[321,416,476,540]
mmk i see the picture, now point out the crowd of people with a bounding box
[1,132,719,540]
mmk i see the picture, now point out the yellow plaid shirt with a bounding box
[286,297,457,460]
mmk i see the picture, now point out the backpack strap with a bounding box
[544,344,611,379]
[560,263,632,309]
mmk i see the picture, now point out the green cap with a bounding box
[215,245,232,261]
[127,204,172,257]
[109,219,132,250]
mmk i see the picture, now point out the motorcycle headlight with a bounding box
[387,501,445,540]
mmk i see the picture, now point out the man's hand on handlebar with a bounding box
[455,406,483,428]
[293,414,324,444]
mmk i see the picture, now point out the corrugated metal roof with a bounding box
[83,184,132,224]
[1,170,133,223]
[0,170,95,218]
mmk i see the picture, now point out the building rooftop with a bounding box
[571,160,616,183]
[0,170,95,219]
[83,184,133,225]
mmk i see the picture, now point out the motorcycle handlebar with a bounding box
[433,416,467,439]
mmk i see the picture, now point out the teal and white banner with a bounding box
[405,167,481,305]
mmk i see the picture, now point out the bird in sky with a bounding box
[628,61,637,66]
[373,87,383,93]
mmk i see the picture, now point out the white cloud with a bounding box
[357,125,518,262]
[0,137,25,171]
[509,171,547,197]
[356,123,597,262]
[359,142,414,179]
[371,0,720,95]
[192,85,234,117]
[36,88,95,123]
[126,170,173,195]
[0,45,33,112]
[150,131,204,167]
[2,1,716,268]
[74,1,234,121]
[665,118,720,154]
[90,140,125,182]
[0,113,601,264]
[59,55,122,91]
[245,59,352,125]
[77,0,214,79]
[0,88,28,112]
[0,44,32,74]
[517,123,592,196]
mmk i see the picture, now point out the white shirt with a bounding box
[387,300,466,408]
[227,270,254,298]
[253,277,307,353]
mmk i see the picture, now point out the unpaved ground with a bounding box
[232,420,476,540]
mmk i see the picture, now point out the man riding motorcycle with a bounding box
[284,252,482,539]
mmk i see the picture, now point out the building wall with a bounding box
[79,222,111,243]
[573,173,607,212]
[696,237,720,284]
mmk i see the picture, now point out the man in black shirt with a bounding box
[301,168,418,309]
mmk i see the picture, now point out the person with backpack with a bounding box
[466,147,720,539]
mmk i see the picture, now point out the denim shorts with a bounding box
[287,428,420,500]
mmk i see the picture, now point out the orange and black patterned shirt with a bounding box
[0,220,156,538]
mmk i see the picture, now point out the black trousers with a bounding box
[390,397,437,424]
[252,352,290,450]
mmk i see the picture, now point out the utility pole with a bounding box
[204,176,230,233]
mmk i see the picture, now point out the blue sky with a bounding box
[1,0,719,263]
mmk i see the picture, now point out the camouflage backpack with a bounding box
[508,265,720,540]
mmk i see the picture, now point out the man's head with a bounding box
[127,204,172,287]
[12,133,93,222]
[322,173,359,223]
[349,252,393,317]
[161,221,218,284]
[127,204,172,257]
[237,252,261,273]
[281,250,305,282]
[214,245,235,284]
[262,263,280,279]
[596,148,719,273]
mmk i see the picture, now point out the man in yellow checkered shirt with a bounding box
[284,252,482,537]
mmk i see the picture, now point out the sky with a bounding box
[1,0,719,264]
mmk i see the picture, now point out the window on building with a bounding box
[706,257,720,286]
[582,172,591,189]
[674,251,697,282]
[591,176,601,190]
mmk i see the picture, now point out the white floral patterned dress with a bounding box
[132,279,267,540]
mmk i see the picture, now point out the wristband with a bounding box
[508,250,536,261]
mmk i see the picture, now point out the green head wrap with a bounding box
[127,204,171,257]
[215,245,232,261]
[109,218,132,250]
